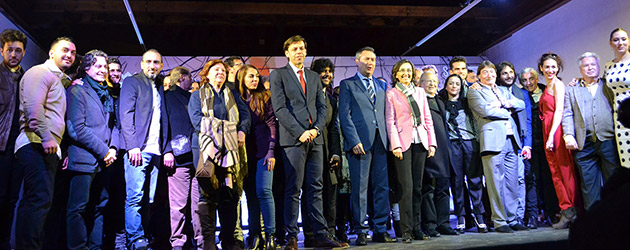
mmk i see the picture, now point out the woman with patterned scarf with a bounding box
[439,74,487,234]
[188,59,251,250]
[385,59,436,243]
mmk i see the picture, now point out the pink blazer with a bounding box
[385,86,436,152]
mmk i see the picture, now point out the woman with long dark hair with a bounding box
[236,64,279,250]
[439,74,487,234]
[537,52,577,229]
[605,28,630,167]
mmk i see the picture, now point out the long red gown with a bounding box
[540,90,576,211]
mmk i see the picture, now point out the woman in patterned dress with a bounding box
[604,28,630,168]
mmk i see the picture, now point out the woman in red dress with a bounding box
[538,52,578,229]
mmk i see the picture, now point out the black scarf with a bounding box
[84,76,113,113]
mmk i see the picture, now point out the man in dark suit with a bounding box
[562,52,618,210]
[269,35,346,250]
[300,58,343,246]
[520,68,560,226]
[468,61,525,233]
[119,49,167,250]
[338,47,397,246]
[497,61,532,229]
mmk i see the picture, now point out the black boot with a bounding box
[264,232,279,250]
[197,202,217,250]
[247,234,262,250]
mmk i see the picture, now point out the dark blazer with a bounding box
[338,74,388,152]
[119,73,167,151]
[323,92,341,159]
[270,64,327,146]
[65,79,119,173]
[510,86,533,149]
[425,95,450,178]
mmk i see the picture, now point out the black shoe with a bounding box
[130,238,149,250]
[527,215,539,229]
[425,228,441,238]
[477,223,488,233]
[284,237,297,250]
[372,232,397,243]
[494,225,514,233]
[412,230,429,240]
[312,236,349,249]
[335,231,349,244]
[436,225,459,235]
[401,233,413,243]
[264,233,279,250]
[355,233,367,246]
[510,223,529,231]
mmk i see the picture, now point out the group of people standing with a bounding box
[0,27,629,250]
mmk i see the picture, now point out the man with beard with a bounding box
[497,61,532,230]
[120,49,167,250]
[14,36,75,249]
[0,28,26,250]
[301,58,343,246]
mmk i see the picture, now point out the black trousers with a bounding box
[531,147,560,220]
[449,140,485,219]
[421,176,451,230]
[392,144,426,234]
[14,143,59,250]
[0,144,21,250]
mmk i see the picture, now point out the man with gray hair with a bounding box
[562,52,618,210]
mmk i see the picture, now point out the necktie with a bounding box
[298,70,312,124]
[298,70,307,95]
[366,78,375,104]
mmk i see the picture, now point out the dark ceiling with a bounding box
[0,0,569,57]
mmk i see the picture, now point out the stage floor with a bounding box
[295,227,569,250]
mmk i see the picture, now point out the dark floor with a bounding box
[299,227,568,250]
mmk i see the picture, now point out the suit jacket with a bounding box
[119,72,167,151]
[65,79,119,173]
[385,86,436,152]
[467,84,525,153]
[323,91,341,159]
[510,86,533,149]
[270,64,327,146]
[338,74,388,152]
[562,81,615,150]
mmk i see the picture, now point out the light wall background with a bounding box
[483,0,630,82]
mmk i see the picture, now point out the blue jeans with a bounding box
[124,152,159,244]
[256,158,276,234]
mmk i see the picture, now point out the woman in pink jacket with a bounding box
[385,59,437,243]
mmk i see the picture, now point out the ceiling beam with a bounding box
[31,1,496,18]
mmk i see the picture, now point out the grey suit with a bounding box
[468,84,524,228]
[562,80,618,209]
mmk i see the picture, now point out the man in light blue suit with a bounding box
[468,61,526,233]
[338,47,397,245]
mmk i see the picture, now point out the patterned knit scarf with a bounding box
[197,84,247,189]
[395,82,422,127]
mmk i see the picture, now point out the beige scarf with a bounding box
[196,84,247,190]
